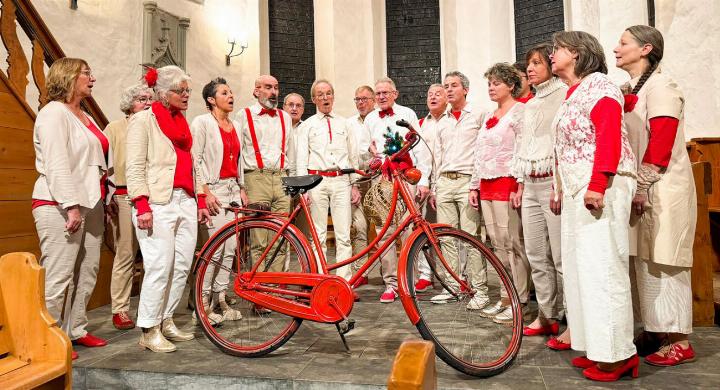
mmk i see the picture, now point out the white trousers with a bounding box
[309,175,353,280]
[634,258,693,334]
[133,189,198,328]
[521,177,563,318]
[33,201,104,340]
[203,179,241,295]
[562,175,636,363]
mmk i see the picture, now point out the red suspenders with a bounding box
[244,108,287,169]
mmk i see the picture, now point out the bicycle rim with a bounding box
[405,226,523,377]
[194,220,310,357]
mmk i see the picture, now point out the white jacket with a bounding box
[32,101,113,211]
[190,113,244,185]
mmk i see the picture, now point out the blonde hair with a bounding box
[46,57,88,102]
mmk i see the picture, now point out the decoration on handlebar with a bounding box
[402,167,422,185]
[382,127,404,156]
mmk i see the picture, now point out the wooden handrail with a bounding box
[0,0,108,127]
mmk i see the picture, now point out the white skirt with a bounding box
[634,258,693,334]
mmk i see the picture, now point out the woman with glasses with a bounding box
[105,83,153,331]
[550,31,638,381]
[32,58,111,360]
[126,65,211,353]
[190,77,247,324]
[615,25,697,366]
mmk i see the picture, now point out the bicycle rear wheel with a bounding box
[404,226,523,377]
[194,219,311,357]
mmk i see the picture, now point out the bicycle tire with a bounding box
[404,226,523,377]
[194,218,311,357]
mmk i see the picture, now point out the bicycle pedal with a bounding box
[337,318,355,335]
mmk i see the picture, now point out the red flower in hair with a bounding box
[485,116,499,129]
[144,67,158,88]
[623,94,638,113]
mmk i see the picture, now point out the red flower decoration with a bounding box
[485,116,499,129]
[623,94,638,113]
[144,66,158,88]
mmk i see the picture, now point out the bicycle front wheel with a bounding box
[194,219,311,357]
[404,226,523,377]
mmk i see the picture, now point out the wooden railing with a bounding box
[1,0,107,126]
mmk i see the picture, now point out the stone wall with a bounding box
[513,0,564,61]
[269,0,315,118]
[385,0,441,118]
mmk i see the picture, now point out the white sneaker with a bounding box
[466,293,490,310]
[430,293,456,304]
[479,300,505,318]
[492,305,514,324]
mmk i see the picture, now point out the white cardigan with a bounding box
[190,113,243,185]
[32,101,113,211]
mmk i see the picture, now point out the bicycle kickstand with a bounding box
[328,297,355,352]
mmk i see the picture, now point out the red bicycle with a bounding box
[193,120,523,377]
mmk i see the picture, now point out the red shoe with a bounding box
[71,350,79,360]
[112,312,135,330]
[353,290,360,302]
[414,278,433,292]
[572,355,595,369]
[523,321,560,336]
[583,355,639,381]
[645,343,696,366]
[73,333,107,347]
[546,337,571,351]
[352,276,369,289]
[380,287,397,303]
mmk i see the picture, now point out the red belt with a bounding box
[308,169,342,177]
[529,172,553,178]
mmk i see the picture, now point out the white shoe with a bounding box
[466,293,490,310]
[492,305,515,324]
[430,293,457,304]
[479,300,505,318]
[218,292,243,321]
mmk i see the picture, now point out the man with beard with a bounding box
[296,80,360,280]
[365,77,431,303]
[283,92,305,129]
[237,75,295,273]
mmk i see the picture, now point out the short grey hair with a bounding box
[310,79,334,97]
[444,71,469,89]
[428,83,444,91]
[375,77,397,91]
[154,65,191,101]
[283,92,305,106]
[119,83,153,115]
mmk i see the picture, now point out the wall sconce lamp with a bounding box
[226,35,248,66]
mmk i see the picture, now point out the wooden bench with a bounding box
[387,340,437,390]
[0,252,71,389]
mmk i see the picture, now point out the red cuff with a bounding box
[642,116,679,168]
[197,193,207,210]
[132,196,152,216]
[587,172,609,194]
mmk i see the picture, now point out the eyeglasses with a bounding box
[80,69,93,77]
[314,92,334,99]
[375,91,396,97]
[135,96,152,104]
[353,97,373,103]
[170,87,192,95]
[285,103,303,109]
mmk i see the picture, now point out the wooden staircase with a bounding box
[0,0,114,310]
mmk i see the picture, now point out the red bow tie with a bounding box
[379,108,395,118]
[259,108,277,117]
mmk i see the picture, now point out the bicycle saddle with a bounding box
[281,174,323,195]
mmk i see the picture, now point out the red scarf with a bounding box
[152,102,192,151]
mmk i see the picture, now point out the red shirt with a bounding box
[516,93,534,103]
[219,126,240,179]
[566,84,622,194]
[643,117,679,168]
